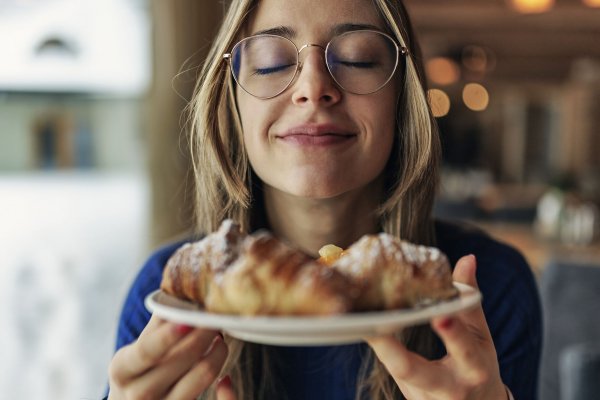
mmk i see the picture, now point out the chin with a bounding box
[293,188,345,200]
[260,168,380,201]
[281,179,358,200]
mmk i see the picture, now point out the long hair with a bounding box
[188,1,442,398]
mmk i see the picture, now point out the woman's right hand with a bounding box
[107,315,230,400]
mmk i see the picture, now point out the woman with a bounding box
[107,0,541,399]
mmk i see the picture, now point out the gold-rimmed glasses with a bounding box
[223,30,408,99]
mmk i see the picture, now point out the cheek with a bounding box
[237,95,266,153]
[236,94,284,184]
[361,93,397,155]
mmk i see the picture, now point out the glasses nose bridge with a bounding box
[297,43,326,55]
[296,43,329,75]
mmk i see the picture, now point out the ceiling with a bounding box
[403,0,600,84]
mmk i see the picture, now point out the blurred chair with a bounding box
[559,342,600,400]
[538,259,600,400]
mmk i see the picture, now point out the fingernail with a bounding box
[218,375,232,386]
[175,324,193,335]
[438,317,454,330]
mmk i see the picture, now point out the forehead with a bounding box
[246,0,386,38]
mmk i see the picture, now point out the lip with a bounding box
[275,123,357,146]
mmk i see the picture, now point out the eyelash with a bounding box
[252,57,379,77]
[336,61,377,69]
[254,64,295,75]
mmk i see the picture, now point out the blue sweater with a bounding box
[112,220,542,399]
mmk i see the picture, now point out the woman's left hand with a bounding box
[366,255,507,400]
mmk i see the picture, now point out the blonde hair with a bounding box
[188,0,442,398]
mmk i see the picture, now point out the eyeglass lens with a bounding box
[230,31,399,99]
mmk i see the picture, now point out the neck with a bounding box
[263,181,383,257]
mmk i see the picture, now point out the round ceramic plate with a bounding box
[145,282,481,346]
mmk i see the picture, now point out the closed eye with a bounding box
[337,61,378,68]
[253,64,295,76]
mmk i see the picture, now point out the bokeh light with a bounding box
[462,83,490,112]
[582,0,600,7]
[509,0,555,13]
[426,57,460,86]
[462,45,496,73]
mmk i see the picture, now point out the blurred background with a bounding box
[0,0,598,399]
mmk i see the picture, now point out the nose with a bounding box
[290,45,342,107]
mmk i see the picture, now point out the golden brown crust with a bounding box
[160,220,457,315]
[205,232,355,315]
[160,220,244,305]
[331,233,458,310]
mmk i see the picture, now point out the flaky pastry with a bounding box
[160,220,458,316]
[324,233,458,310]
[206,231,355,315]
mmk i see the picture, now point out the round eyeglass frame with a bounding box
[223,30,409,100]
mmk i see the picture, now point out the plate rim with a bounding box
[145,282,481,338]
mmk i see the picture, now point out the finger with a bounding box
[432,316,504,389]
[366,335,448,389]
[451,255,489,329]
[453,254,478,289]
[432,316,494,372]
[164,327,221,361]
[125,329,222,399]
[437,255,494,366]
[216,375,237,400]
[109,319,194,383]
[166,336,230,400]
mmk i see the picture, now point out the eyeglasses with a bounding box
[223,30,408,99]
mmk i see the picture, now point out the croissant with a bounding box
[328,233,458,310]
[205,231,355,315]
[160,219,244,306]
[161,220,457,316]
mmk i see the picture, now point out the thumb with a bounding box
[452,254,478,289]
[448,254,490,332]
[216,375,237,400]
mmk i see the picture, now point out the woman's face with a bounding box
[237,0,398,199]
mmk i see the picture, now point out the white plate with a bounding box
[145,282,481,346]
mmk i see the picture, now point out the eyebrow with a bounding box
[252,26,296,38]
[251,23,381,39]
[331,23,381,36]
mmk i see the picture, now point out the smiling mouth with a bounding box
[276,133,356,146]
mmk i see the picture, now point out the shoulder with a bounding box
[435,219,534,285]
[435,219,525,265]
